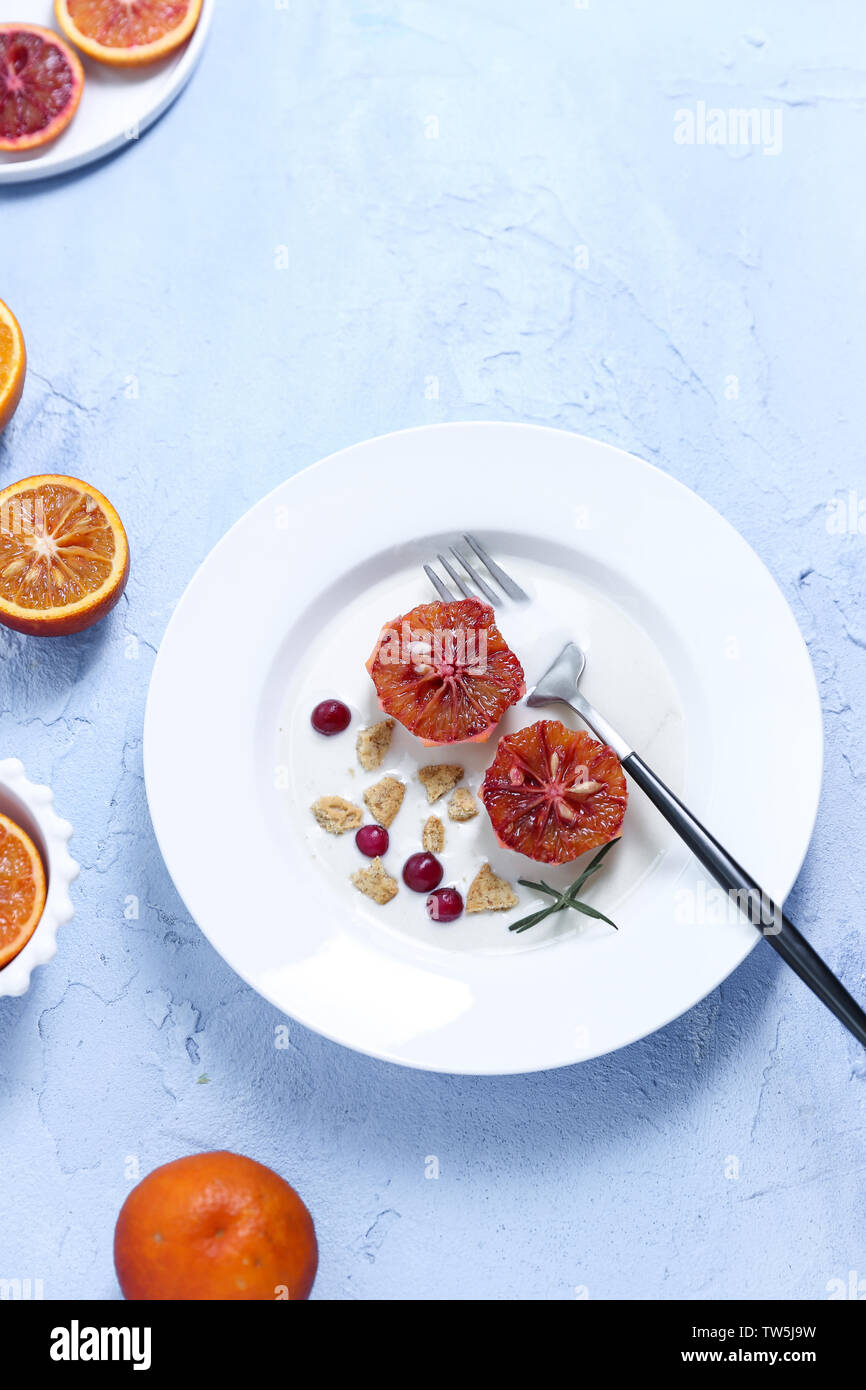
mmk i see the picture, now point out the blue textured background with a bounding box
[1,0,864,1301]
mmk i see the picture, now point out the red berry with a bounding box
[426,887,463,923]
[311,699,351,735]
[356,824,389,857]
[402,852,443,893]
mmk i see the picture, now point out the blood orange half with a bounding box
[480,719,628,864]
[0,25,83,153]
[367,597,525,746]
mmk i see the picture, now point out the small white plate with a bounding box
[144,424,823,1074]
[0,0,212,185]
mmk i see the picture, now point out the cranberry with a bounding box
[311,699,351,735]
[402,852,443,893]
[426,887,463,923]
[356,824,389,857]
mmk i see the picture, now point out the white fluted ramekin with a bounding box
[0,758,79,998]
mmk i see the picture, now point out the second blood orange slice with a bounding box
[481,719,628,864]
[55,0,202,67]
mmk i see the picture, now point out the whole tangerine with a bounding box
[114,1151,318,1301]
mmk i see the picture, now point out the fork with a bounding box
[427,536,866,1049]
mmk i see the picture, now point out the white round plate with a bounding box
[144,424,823,1074]
[0,0,212,185]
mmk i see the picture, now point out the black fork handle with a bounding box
[623,753,866,1048]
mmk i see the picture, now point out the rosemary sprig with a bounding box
[509,839,619,934]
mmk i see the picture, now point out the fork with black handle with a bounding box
[425,536,866,1049]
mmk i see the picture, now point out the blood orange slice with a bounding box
[0,25,83,152]
[481,719,628,864]
[55,0,202,67]
[0,475,129,636]
[0,813,46,970]
[367,597,526,746]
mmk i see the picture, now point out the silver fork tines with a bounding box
[424,535,529,605]
[464,534,529,601]
[436,552,474,599]
[448,547,500,605]
[423,563,453,602]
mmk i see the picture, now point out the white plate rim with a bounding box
[143,422,823,1074]
[0,0,213,185]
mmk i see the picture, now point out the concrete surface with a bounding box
[0,0,864,1300]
